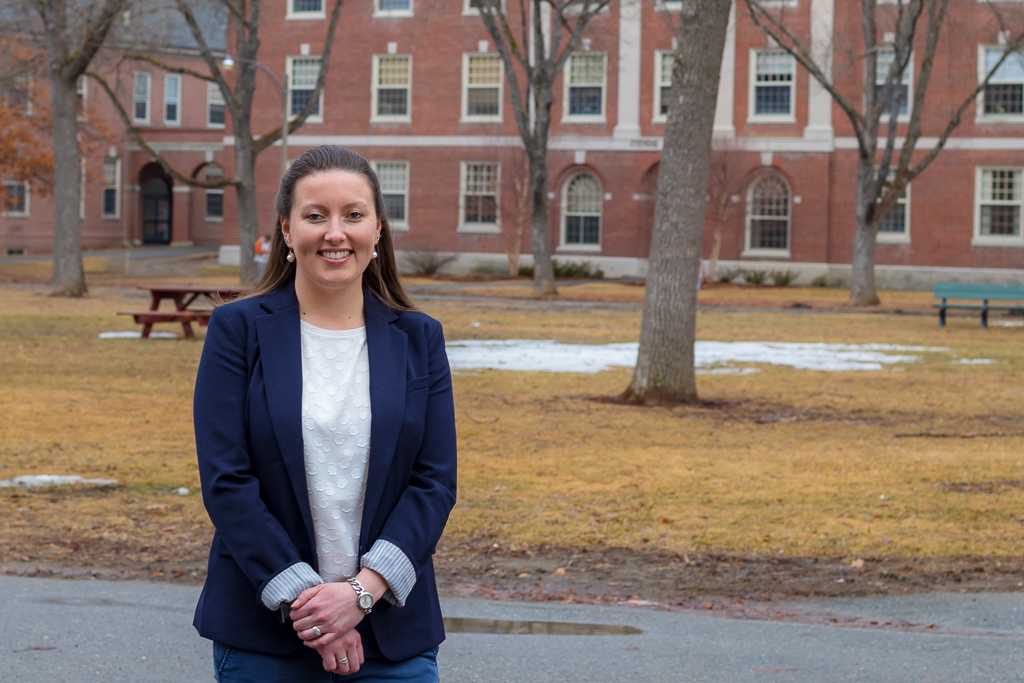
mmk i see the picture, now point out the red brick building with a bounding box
[5,0,1024,286]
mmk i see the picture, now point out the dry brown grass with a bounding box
[1,278,1022,578]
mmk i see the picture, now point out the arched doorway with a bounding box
[141,176,172,245]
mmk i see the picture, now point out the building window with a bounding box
[207,82,226,127]
[374,0,412,17]
[981,47,1024,118]
[2,180,29,217]
[4,75,32,116]
[974,167,1023,246]
[877,174,910,244]
[205,164,224,221]
[745,174,790,254]
[372,55,411,122]
[133,71,151,124]
[561,172,602,249]
[287,0,325,19]
[653,50,673,123]
[164,74,181,125]
[459,161,499,233]
[76,76,88,121]
[462,54,502,122]
[750,50,795,121]
[374,161,409,230]
[288,57,322,122]
[875,48,911,119]
[564,52,606,121]
[102,157,121,219]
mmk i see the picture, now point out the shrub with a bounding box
[518,261,604,279]
[716,267,742,283]
[742,269,768,285]
[402,250,457,276]
[769,269,800,287]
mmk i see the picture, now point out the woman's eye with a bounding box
[306,212,325,221]
[348,211,364,220]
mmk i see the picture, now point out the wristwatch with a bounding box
[347,578,374,614]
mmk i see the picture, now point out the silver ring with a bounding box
[340,657,349,665]
[312,626,322,638]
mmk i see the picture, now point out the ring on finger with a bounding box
[340,657,349,665]
[312,626,322,638]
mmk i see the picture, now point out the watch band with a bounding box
[347,577,374,614]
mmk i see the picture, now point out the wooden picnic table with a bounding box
[119,284,249,338]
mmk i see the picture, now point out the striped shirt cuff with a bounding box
[259,561,324,611]
[362,540,416,607]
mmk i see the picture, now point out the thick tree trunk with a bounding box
[49,74,86,296]
[849,158,881,306]
[529,162,556,295]
[624,0,732,404]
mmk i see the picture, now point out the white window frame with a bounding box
[977,45,1024,123]
[2,180,30,217]
[76,76,88,121]
[458,161,500,234]
[204,164,225,223]
[875,48,912,123]
[5,75,33,116]
[371,54,412,123]
[133,71,151,125]
[207,81,226,128]
[563,52,607,123]
[287,56,324,124]
[653,50,673,124]
[102,157,121,220]
[973,166,1024,247]
[373,160,410,231]
[461,53,503,123]
[559,171,603,252]
[373,0,413,18]
[743,173,792,258]
[164,74,181,126]
[286,0,326,20]
[748,49,796,124]
[877,172,910,245]
[463,0,505,17]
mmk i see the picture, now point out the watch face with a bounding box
[358,593,373,609]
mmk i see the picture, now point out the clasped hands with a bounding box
[290,582,366,674]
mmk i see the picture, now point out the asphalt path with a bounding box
[2,575,1022,682]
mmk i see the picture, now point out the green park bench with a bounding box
[932,282,1024,328]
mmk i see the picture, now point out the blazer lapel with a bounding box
[361,290,406,549]
[254,283,317,553]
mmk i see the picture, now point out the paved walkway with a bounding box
[1,576,1021,682]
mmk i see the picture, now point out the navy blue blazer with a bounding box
[192,281,457,661]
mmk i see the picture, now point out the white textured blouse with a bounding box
[299,321,371,583]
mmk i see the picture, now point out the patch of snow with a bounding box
[951,358,997,365]
[991,321,1024,327]
[444,340,947,374]
[99,331,178,339]
[0,474,119,488]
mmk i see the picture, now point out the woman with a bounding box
[193,146,457,681]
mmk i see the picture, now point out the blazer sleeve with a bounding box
[194,307,309,601]
[372,319,458,579]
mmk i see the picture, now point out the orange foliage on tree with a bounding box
[0,41,53,205]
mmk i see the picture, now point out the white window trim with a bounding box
[76,76,88,122]
[373,160,410,231]
[207,82,226,129]
[558,171,603,252]
[653,49,672,124]
[562,0,611,15]
[286,0,326,20]
[287,55,324,124]
[371,54,412,124]
[742,174,792,258]
[562,52,607,124]
[205,188,225,222]
[373,0,413,18]
[2,181,30,217]
[747,49,797,124]
[658,0,794,9]
[973,166,1024,247]
[462,0,505,17]
[876,49,913,124]
[877,178,910,245]
[133,71,151,125]
[461,53,503,124]
[102,158,122,220]
[164,74,181,126]
[458,161,501,234]
[976,44,1024,124]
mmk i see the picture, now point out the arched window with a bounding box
[746,174,790,252]
[561,172,602,247]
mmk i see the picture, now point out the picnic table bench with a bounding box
[933,282,1024,328]
[118,284,248,338]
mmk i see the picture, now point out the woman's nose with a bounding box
[324,216,346,241]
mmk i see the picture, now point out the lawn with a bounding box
[1,273,1022,596]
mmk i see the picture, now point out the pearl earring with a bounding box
[286,250,295,263]
[372,250,378,259]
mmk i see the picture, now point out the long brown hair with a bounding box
[246,145,415,311]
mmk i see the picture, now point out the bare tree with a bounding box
[743,0,1024,306]
[704,137,746,283]
[500,145,531,276]
[7,0,133,296]
[92,0,344,283]
[476,0,612,295]
[622,0,732,404]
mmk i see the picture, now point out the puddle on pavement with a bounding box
[443,617,642,636]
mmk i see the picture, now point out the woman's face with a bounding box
[281,170,381,297]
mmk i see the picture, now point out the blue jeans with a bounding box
[213,641,439,682]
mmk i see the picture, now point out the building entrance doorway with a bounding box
[142,177,172,244]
